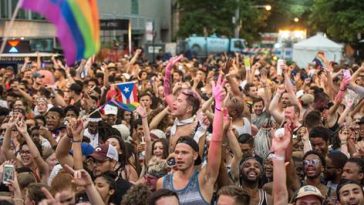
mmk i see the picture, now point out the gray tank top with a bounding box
[163,170,209,205]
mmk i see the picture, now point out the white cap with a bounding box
[104,104,118,115]
[150,129,166,139]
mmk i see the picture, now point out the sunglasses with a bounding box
[303,159,321,167]
[182,89,199,99]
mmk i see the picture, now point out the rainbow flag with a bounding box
[21,0,100,65]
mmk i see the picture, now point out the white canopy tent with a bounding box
[292,33,343,68]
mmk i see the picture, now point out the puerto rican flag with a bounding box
[115,81,139,104]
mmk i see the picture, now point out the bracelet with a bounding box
[215,107,222,112]
[270,154,285,161]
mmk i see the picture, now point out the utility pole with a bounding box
[234,0,240,38]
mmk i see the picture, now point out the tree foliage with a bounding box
[309,0,364,42]
[176,0,269,43]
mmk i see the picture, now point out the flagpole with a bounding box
[82,105,105,120]
[0,0,23,57]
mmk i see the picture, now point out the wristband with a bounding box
[270,154,285,161]
[215,107,222,112]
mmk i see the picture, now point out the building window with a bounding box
[131,0,139,15]
[0,0,10,19]
[12,0,27,19]
[31,12,46,20]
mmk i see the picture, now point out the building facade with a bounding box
[0,0,173,54]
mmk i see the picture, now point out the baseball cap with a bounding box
[90,144,119,162]
[150,129,166,139]
[176,137,201,165]
[293,185,324,202]
[104,104,118,115]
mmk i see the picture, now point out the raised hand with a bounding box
[212,73,226,108]
[166,55,183,71]
[135,105,147,119]
[355,141,364,157]
[271,122,292,152]
[338,127,349,143]
[64,164,92,188]
[340,74,351,90]
[276,84,286,95]
[15,119,28,136]
[66,118,84,140]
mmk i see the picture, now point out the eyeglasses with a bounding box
[303,159,321,167]
[20,150,31,155]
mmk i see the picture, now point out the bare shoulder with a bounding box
[156,177,164,190]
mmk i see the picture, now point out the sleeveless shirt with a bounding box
[163,170,209,205]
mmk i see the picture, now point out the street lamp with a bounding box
[252,5,272,11]
[234,4,271,38]
[294,17,299,22]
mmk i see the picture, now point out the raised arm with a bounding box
[50,87,67,108]
[164,55,183,107]
[16,119,49,182]
[149,107,169,130]
[20,57,30,72]
[70,119,84,170]
[338,128,350,157]
[271,122,292,205]
[283,66,301,110]
[135,106,152,165]
[338,101,353,125]
[268,85,285,124]
[2,117,18,160]
[227,121,243,181]
[202,74,225,186]
[64,165,105,205]
[126,49,142,73]
[260,70,272,111]
[55,129,74,168]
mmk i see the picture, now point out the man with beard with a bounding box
[325,151,348,204]
[157,73,225,205]
[88,143,131,204]
[251,97,271,129]
[336,180,364,205]
[302,151,328,198]
[163,56,205,151]
[237,157,272,205]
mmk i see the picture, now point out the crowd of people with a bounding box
[0,49,363,205]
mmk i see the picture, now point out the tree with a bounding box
[176,0,269,43]
[309,0,364,42]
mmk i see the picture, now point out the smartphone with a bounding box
[3,164,14,184]
[277,59,285,75]
[166,157,176,168]
[343,69,351,79]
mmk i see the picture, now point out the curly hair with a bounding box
[120,184,151,205]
